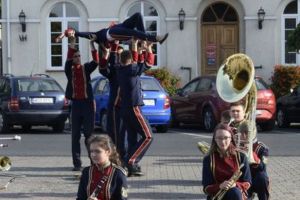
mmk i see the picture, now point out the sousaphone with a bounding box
[216,53,257,163]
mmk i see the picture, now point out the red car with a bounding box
[171,75,276,132]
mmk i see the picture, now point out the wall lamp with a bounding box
[257,7,265,29]
[178,8,186,30]
[19,10,26,32]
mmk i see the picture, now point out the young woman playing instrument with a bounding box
[202,123,251,200]
[76,135,128,200]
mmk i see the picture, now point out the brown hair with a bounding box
[120,50,132,65]
[88,135,122,166]
[230,100,245,108]
[209,123,236,156]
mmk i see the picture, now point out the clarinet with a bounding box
[89,175,109,198]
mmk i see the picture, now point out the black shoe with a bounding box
[127,164,144,177]
[72,166,82,171]
[157,33,169,44]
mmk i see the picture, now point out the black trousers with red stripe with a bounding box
[121,106,153,166]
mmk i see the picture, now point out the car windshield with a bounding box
[141,78,161,91]
[255,78,269,90]
[16,78,63,92]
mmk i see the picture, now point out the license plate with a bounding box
[143,99,155,106]
[31,98,54,104]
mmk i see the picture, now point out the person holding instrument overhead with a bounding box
[202,123,251,200]
[76,135,128,200]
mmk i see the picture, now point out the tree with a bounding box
[287,23,300,52]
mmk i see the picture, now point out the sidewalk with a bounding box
[1,155,299,199]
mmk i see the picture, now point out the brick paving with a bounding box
[0,155,299,199]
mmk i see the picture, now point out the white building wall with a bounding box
[1,0,295,87]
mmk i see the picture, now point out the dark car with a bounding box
[171,75,276,132]
[0,74,69,132]
[91,75,171,133]
[276,85,300,128]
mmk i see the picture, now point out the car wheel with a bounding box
[0,112,10,133]
[202,107,217,132]
[276,108,289,128]
[156,125,168,133]
[22,125,32,132]
[52,122,65,133]
[100,111,108,133]
[259,120,275,131]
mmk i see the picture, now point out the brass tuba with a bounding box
[216,53,257,163]
[0,156,12,171]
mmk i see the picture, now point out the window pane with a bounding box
[202,7,217,22]
[68,21,79,30]
[50,3,63,17]
[285,30,294,41]
[66,2,79,17]
[128,4,141,16]
[285,18,296,29]
[144,3,158,16]
[284,0,297,14]
[51,22,62,33]
[224,7,238,22]
[212,3,228,19]
[51,45,62,55]
[146,21,157,32]
[285,51,296,63]
[52,56,62,66]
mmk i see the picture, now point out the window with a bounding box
[202,2,238,23]
[182,80,199,95]
[127,2,160,66]
[282,0,299,64]
[47,2,80,70]
[197,78,212,91]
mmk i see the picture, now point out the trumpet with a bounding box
[0,156,12,171]
[212,164,244,200]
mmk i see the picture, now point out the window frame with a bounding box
[281,0,300,65]
[46,3,80,71]
[127,2,161,67]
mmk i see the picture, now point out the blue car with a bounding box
[91,75,171,133]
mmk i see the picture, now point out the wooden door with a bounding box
[201,24,238,75]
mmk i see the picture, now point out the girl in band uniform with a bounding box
[77,135,128,200]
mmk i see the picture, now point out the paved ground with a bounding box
[1,155,299,199]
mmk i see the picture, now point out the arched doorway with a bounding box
[201,2,239,75]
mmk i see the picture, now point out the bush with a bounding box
[270,65,300,98]
[144,67,181,96]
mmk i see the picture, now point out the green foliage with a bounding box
[287,23,300,52]
[270,65,300,98]
[144,67,181,96]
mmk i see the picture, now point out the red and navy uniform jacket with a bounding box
[65,47,98,101]
[202,151,251,200]
[117,50,154,108]
[77,163,128,200]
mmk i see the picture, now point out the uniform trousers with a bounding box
[71,99,94,168]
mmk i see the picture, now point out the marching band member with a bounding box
[229,102,270,200]
[117,38,154,176]
[57,13,168,47]
[237,122,270,200]
[65,33,98,171]
[202,123,251,200]
[77,135,128,200]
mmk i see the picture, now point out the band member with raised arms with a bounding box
[202,123,251,200]
[98,40,126,161]
[117,38,154,176]
[56,13,168,47]
[77,135,128,200]
[65,32,98,171]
